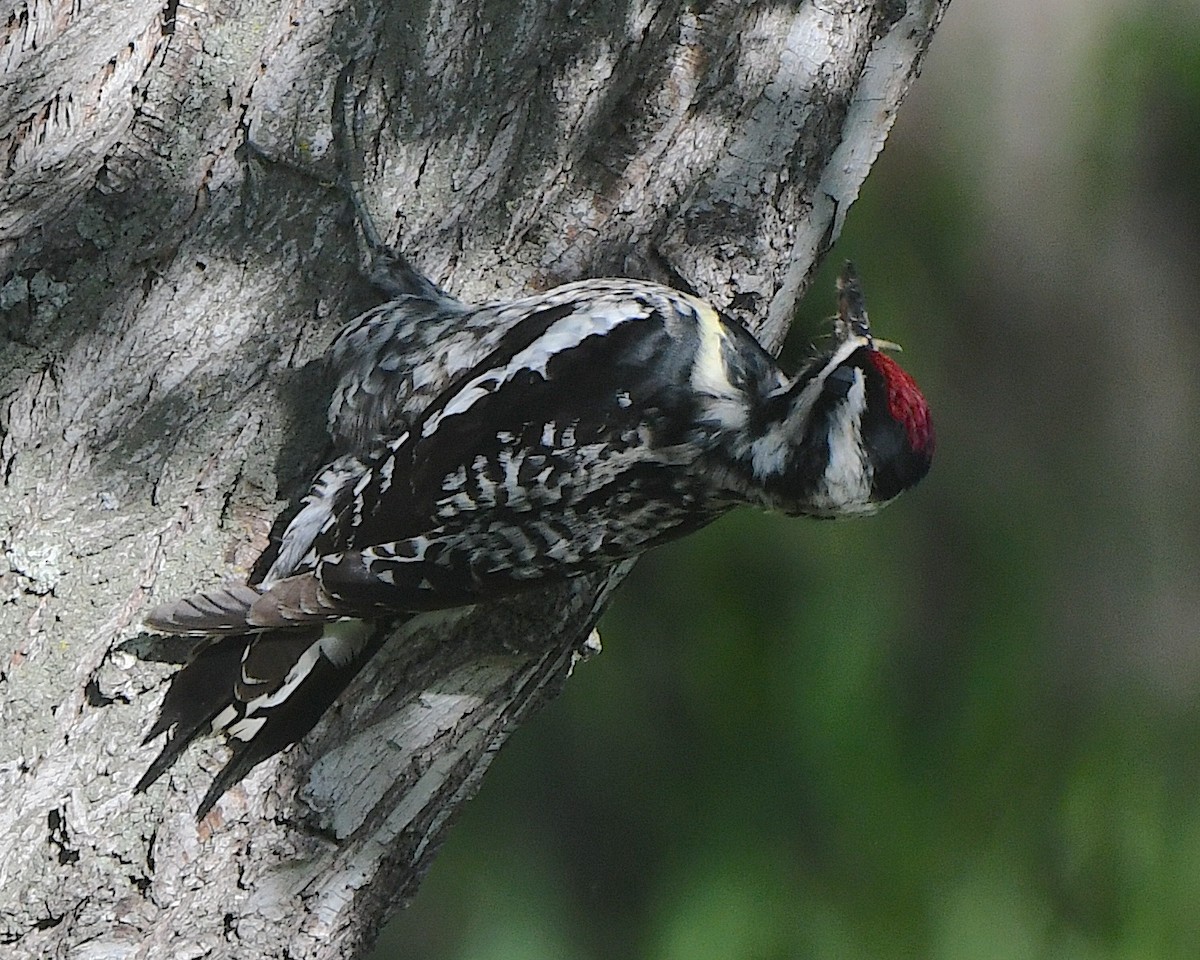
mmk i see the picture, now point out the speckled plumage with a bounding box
[138,266,934,818]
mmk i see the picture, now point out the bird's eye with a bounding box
[823,365,856,400]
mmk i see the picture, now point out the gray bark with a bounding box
[0,0,949,956]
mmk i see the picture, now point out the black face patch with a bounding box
[823,364,857,400]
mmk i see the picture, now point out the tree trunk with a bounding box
[0,0,949,956]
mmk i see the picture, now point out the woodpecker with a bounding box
[137,262,934,818]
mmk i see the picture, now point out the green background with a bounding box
[378,2,1200,957]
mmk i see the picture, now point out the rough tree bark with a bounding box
[0,0,949,956]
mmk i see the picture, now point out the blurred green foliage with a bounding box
[376,4,1200,958]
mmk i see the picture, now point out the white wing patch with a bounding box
[421,302,647,438]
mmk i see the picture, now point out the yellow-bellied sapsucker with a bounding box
[138,263,934,818]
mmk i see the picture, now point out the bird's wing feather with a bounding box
[284,285,736,614]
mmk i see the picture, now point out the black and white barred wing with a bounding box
[327,293,473,452]
[240,281,742,624]
[311,283,737,606]
[325,280,684,452]
[147,280,760,634]
[137,279,764,815]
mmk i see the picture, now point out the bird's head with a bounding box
[753,262,935,517]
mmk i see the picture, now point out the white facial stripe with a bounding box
[784,335,870,412]
[813,371,873,513]
[749,335,872,478]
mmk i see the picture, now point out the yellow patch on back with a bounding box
[689,301,734,398]
[686,298,747,432]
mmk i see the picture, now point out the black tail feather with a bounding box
[194,633,384,819]
[135,637,249,793]
[138,621,387,819]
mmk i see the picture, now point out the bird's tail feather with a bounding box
[137,618,385,819]
[145,574,352,636]
[143,584,264,635]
